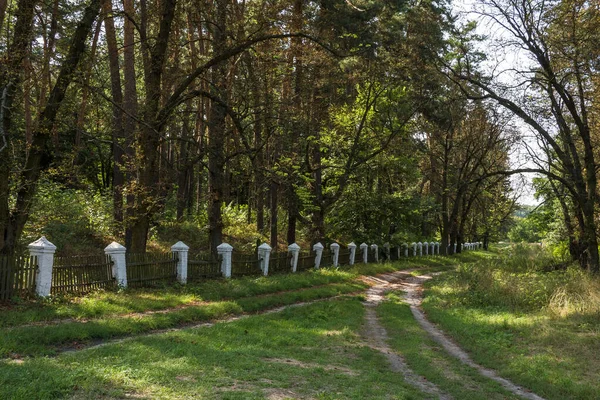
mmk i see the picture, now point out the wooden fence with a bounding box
[296,251,314,272]
[320,249,333,267]
[0,254,37,301]
[188,252,221,280]
[269,252,292,274]
[231,251,263,276]
[126,252,178,287]
[52,254,115,294]
[338,248,351,265]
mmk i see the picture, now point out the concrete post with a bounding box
[430,242,435,255]
[258,243,272,276]
[28,236,57,297]
[288,243,300,272]
[417,242,423,256]
[330,243,340,267]
[313,242,324,269]
[371,244,379,263]
[436,242,440,255]
[423,242,429,256]
[454,243,457,253]
[360,243,368,264]
[348,242,357,265]
[411,242,417,256]
[171,241,189,284]
[217,243,233,278]
[104,241,127,288]
[404,243,409,257]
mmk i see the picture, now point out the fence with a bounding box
[188,252,221,280]
[0,254,37,300]
[297,251,314,272]
[52,254,114,294]
[338,248,351,265]
[126,252,178,288]
[321,249,333,267]
[231,251,263,276]
[3,236,482,300]
[269,252,292,274]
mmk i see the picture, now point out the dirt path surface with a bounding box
[373,270,546,400]
[362,272,453,400]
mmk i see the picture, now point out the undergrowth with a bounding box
[438,244,600,316]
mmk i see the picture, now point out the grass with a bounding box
[0,282,366,357]
[0,298,429,400]
[377,291,519,399]
[422,244,600,399]
[0,253,476,329]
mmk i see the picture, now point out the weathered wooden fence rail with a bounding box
[0,236,484,300]
[0,254,37,300]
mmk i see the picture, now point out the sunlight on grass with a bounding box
[423,244,600,399]
[0,299,428,400]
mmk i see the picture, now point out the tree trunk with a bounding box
[104,0,125,232]
[269,180,278,248]
[1,0,101,253]
[207,0,228,254]
[122,0,138,249]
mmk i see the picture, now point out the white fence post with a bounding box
[330,243,340,267]
[423,241,429,256]
[313,242,324,269]
[217,243,233,278]
[288,243,300,272]
[348,242,357,265]
[371,244,379,263]
[411,242,417,256]
[417,242,423,256]
[171,241,189,284]
[360,243,368,264]
[258,243,272,276]
[104,241,128,288]
[28,236,57,297]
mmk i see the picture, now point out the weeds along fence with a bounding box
[0,254,37,301]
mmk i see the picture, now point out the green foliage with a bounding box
[23,179,112,253]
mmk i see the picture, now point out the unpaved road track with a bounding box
[366,270,546,400]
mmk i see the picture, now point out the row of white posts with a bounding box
[26,236,483,298]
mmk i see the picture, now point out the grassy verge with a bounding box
[422,245,600,399]
[377,291,519,399]
[0,282,366,357]
[0,298,428,400]
[0,250,493,359]
[0,252,484,328]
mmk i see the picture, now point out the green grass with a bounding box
[0,282,366,357]
[1,253,480,329]
[422,245,600,399]
[0,298,429,400]
[377,291,519,399]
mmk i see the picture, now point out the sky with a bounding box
[451,0,541,206]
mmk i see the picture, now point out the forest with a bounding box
[0,0,598,272]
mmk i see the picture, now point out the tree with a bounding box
[447,0,600,271]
